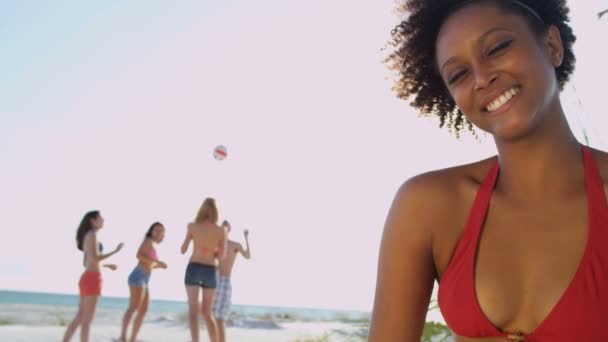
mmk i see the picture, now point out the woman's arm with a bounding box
[87,232,124,262]
[152,261,168,269]
[137,239,167,268]
[97,243,124,261]
[238,230,251,259]
[181,225,193,255]
[368,177,438,341]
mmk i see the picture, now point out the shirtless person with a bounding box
[182,198,227,342]
[213,220,251,342]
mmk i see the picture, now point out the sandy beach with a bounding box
[0,291,463,341]
[0,292,370,342]
[0,321,367,342]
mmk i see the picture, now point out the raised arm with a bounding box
[238,230,251,259]
[368,176,439,341]
[181,225,193,255]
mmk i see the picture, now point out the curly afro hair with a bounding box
[385,0,576,136]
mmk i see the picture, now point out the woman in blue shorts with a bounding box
[118,222,167,342]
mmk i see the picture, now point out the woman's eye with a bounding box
[488,39,513,55]
[448,70,467,84]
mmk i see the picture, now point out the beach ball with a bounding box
[213,145,227,160]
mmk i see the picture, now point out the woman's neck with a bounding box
[494,108,583,201]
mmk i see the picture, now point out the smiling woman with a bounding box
[370,0,608,341]
[383,0,576,138]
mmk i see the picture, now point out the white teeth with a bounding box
[486,87,519,112]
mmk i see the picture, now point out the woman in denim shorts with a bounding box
[118,222,167,342]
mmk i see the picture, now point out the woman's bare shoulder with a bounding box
[141,238,153,248]
[392,156,497,235]
[84,230,97,242]
[188,222,203,230]
[188,222,221,234]
[397,157,496,206]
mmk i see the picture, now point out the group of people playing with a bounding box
[62,197,251,342]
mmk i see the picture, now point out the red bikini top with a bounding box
[438,146,608,341]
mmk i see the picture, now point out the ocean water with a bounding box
[0,290,370,327]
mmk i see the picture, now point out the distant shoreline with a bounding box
[0,289,371,341]
[0,289,371,315]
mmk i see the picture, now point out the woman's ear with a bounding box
[546,25,564,67]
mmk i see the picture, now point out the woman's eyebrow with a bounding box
[440,27,513,74]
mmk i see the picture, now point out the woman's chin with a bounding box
[487,116,538,142]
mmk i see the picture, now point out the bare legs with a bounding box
[62,295,99,342]
[186,286,218,342]
[130,289,149,341]
[119,286,148,342]
[186,286,201,342]
[216,319,226,342]
[62,297,84,342]
[202,288,219,342]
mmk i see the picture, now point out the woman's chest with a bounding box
[437,195,590,331]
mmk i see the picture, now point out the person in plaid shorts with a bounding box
[213,220,251,342]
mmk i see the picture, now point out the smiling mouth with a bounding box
[484,87,520,113]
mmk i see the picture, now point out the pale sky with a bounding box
[1,0,607,312]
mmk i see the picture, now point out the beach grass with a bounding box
[350,298,450,341]
[293,333,331,342]
[335,314,370,325]
[56,314,69,327]
[423,298,452,341]
[51,310,69,326]
[0,318,15,325]
[422,321,452,342]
